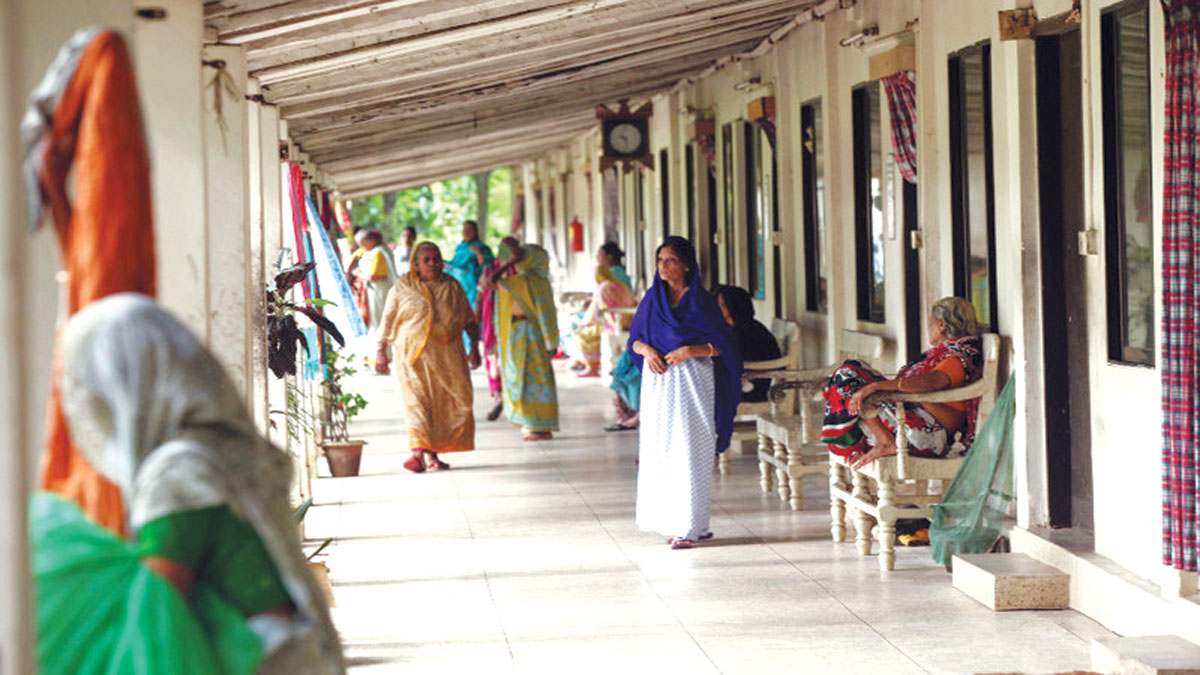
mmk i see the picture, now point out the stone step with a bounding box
[1092,635,1200,675]
[952,552,1069,611]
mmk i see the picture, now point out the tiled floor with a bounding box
[306,361,1112,674]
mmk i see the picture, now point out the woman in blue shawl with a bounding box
[446,219,494,310]
[628,236,741,549]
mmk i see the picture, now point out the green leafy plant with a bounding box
[321,346,367,442]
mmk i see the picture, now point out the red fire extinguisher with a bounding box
[569,216,584,252]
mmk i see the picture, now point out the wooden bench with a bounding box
[831,332,1002,571]
[722,319,801,475]
[754,330,886,509]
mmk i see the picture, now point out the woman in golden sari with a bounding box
[486,243,560,441]
[378,242,482,472]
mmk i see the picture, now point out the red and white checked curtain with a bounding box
[881,70,918,184]
[1163,0,1200,571]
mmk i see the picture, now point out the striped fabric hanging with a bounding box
[1162,0,1200,572]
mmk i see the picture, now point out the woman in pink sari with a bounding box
[478,237,521,421]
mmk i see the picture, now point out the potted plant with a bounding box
[319,346,369,477]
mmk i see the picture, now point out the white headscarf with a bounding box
[60,293,344,673]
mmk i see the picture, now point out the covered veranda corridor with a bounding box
[310,360,1111,674]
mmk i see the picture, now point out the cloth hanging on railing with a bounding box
[1162,0,1200,572]
[881,70,918,184]
[22,27,156,536]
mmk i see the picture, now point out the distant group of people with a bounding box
[355,220,562,475]
[351,224,987,554]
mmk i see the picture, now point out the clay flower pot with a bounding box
[322,440,366,477]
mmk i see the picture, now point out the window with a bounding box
[685,144,697,244]
[801,100,828,313]
[721,123,736,284]
[949,43,997,331]
[852,83,885,323]
[1103,1,1153,365]
[659,148,670,235]
[744,123,768,298]
[634,171,647,286]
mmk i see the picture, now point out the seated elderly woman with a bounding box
[821,297,984,470]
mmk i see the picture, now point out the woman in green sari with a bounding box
[33,294,343,674]
[486,243,560,441]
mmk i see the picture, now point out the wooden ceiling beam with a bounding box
[314,114,593,170]
[250,0,811,84]
[213,0,548,43]
[272,12,787,120]
[293,63,701,152]
[283,26,765,138]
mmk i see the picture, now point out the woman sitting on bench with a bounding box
[821,297,984,470]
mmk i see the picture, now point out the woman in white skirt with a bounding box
[628,237,742,549]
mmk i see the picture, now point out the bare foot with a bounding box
[850,440,897,470]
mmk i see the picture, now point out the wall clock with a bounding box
[596,101,653,170]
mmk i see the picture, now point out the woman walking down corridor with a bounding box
[33,294,343,674]
[379,242,482,472]
[629,237,741,550]
[487,243,560,441]
[446,219,493,311]
[478,236,522,422]
[348,229,398,373]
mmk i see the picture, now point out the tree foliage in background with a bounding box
[348,167,513,252]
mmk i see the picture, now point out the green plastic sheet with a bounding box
[30,493,262,675]
[930,375,1017,567]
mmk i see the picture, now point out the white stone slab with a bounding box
[1092,635,1200,675]
[953,552,1069,611]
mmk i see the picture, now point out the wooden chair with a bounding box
[721,319,801,475]
[829,333,1002,571]
[753,330,886,509]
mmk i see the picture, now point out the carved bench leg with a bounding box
[852,470,873,556]
[877,479,896,572]
[788,455,805,512]
[758,433,774,493]
[774,439,790,503]
[830,462,846,542]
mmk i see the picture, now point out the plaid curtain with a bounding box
[881,70,918,184]
[1163,0,1200,571]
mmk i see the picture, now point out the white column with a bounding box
[5,2,136,672]
[201,44,252,398]
[246,78,269,435]
[261,105,285,445]
[134,0,208,338]
[0,4,33,671]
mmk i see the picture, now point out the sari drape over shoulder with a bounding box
[380,272,476,453]
[497,245,559,432]
[628,275,742,452]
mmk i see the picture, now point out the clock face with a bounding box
[609,122,643,155]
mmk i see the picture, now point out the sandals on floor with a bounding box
[522,432,553,442]
[403,452,425,473]
[669,537,695,550]
[425,454,451,471]
[604,422,637,432]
